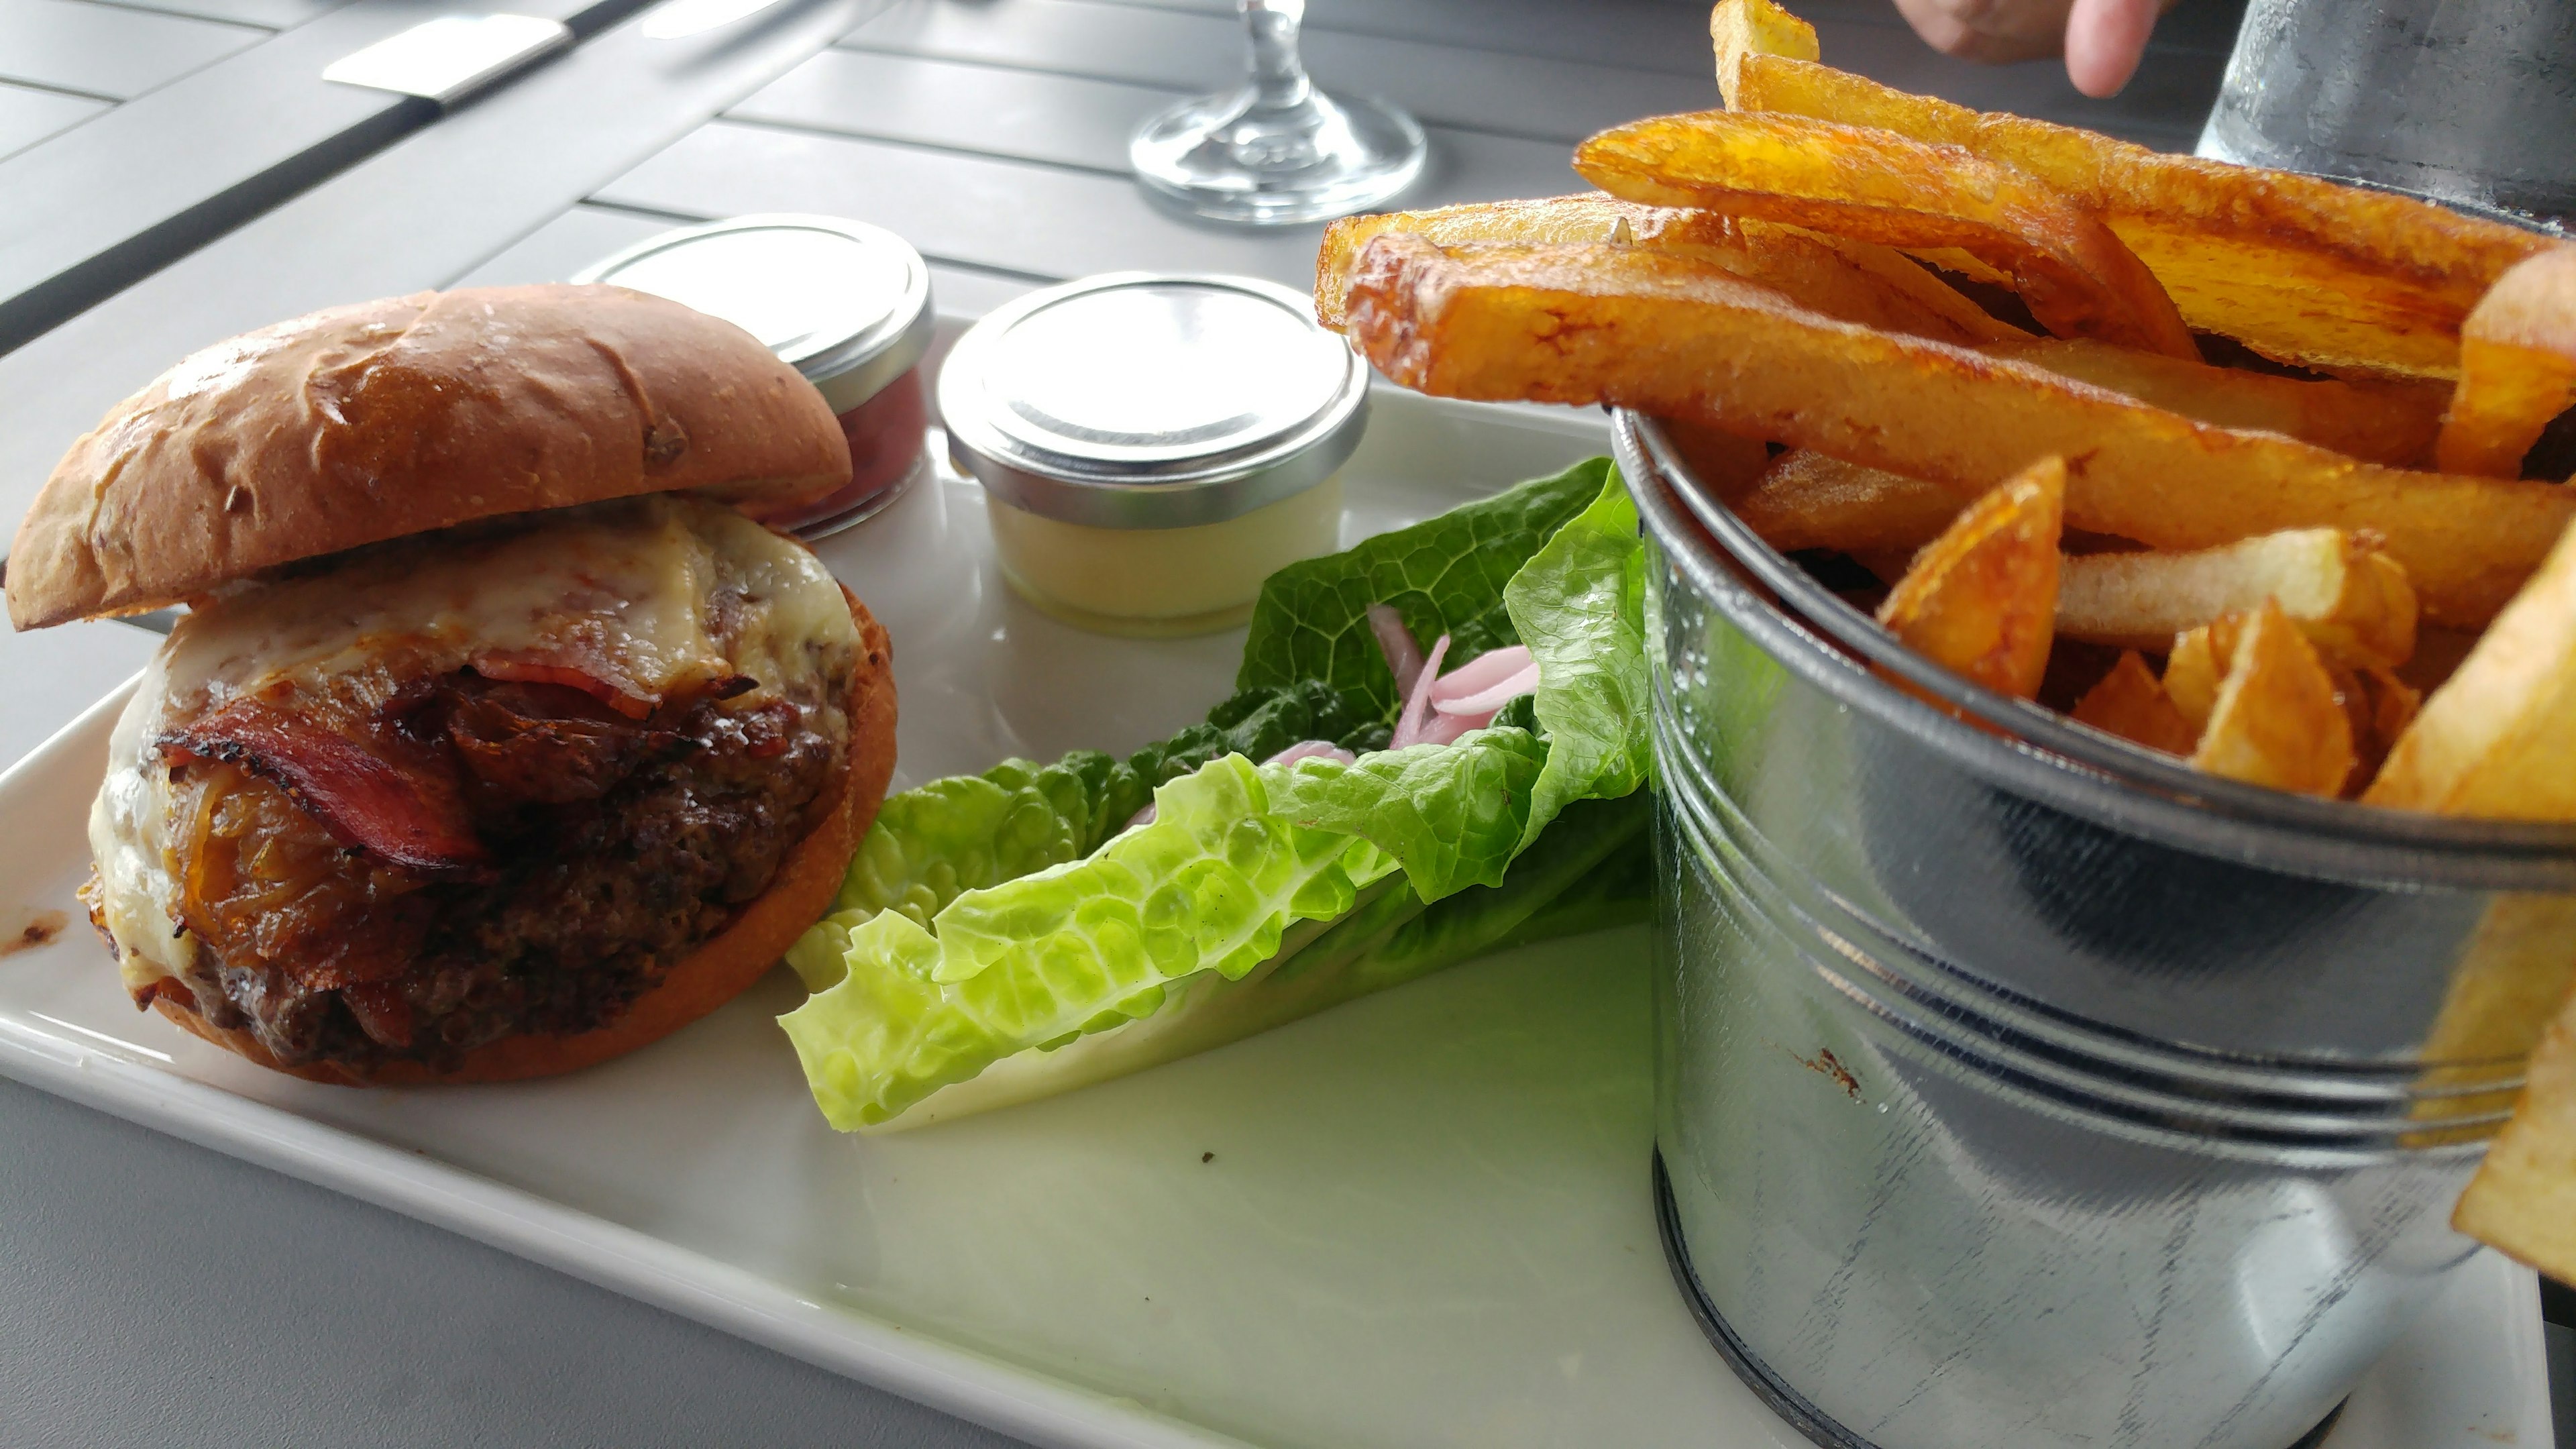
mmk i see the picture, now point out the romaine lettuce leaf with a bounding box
[791,792,1652,1133]
[791,678,1392,993]
[1260,727,1546,902]
[1505,469,1655,846]
[1238,458,1613,714]
[781,755,1396,1128]
[783,455,1662,1131]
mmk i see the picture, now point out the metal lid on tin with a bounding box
[572,213,934,415]
[940,272,1368,529]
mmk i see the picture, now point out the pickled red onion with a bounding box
[1388,634,1452,749]
[1368,604,1427,700]
[1429,646,1538,716]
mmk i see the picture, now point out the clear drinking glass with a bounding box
[1129,0,1428,227]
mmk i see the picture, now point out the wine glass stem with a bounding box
[1242,0,1313,111]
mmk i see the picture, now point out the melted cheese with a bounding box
[92,495,859,991]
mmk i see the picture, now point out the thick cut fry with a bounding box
[1711,0,1815,109]
[1576,111,2198,358]
[1729,449,1962,553]
[1342,236,2574,625]
[2070,650,2196,754]
[2364,518,2576,817]
[1717,45,2553,378]
[2057,529,2417,667]
[2188,600,2355,797]
[1988,339,2445,468]
[2456,987,2576,1281]
[1874,457,2063,699]
[1660,417,1774,500]
[2334,663,2420,794]
[1314,195,2019,345]
[2434,248,2576,478]
[2163,624,2223,731]
[1733,339,2449,551]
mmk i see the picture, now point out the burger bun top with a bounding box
[7,283,852,631]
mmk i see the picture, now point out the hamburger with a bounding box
[5,284,896,1085]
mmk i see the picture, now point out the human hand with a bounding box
[1889,0,2180,98]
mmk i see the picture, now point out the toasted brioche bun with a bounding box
[138,589,895,1086]
[9,284,851,631]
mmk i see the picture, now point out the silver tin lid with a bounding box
[939,272,1368,529]
[572,213,934,415]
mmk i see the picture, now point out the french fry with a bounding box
[1575,111,2198,358]
[2434,247,2576,478]
[2057,529,2417,667]
[2334,664,2420,794]
[2188,600,2355,797]
[1660,417,1776,500]
[1710,0,1815,109]
[1874,456,2063,699]
[2455,986,2576,1281]
[2069,650,2196,755]
[1709,1,2553,379]
[1728,449,1963,554]
[2162,624,2223,732]
[1986,339,2445,468]
[1731,340,2447,552]
[1342,235,2574,625]
[1314,195,2019,345]
[2364,517,2576,817]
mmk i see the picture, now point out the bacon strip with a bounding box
[468,654,658,718]
[159,698,489,875]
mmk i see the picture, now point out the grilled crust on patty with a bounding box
[122,589,893,1085]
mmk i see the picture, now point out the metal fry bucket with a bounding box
[1617,412,2576,1449]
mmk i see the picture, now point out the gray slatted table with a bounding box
[0,4,2264,1446]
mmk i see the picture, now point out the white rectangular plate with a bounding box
[0,390,2546,1449]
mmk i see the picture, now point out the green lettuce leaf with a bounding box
[783,455,1664,1131]
[1504,468,1655,847]
[1260,727,1547,902]
[787,791,1652,1133]
[1237,458,1613,714]
[781,755,1394,1128]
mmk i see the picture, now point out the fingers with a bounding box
[1890,0,2073,65]
[2064,0,2161,97]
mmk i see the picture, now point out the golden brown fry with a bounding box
[1711,0,1815,110]
[2364,518,2576,817]
[1313,195,2019,345]
[2434,247,2576,478]
[2455,987,2576,1281]
[1728,449,1962,553]
[2334,663,2420,794]
[1987,339,2445,468]
[2069,650,2196,755]
[1660,417,1775,499]
[1874,456,2063,699]
[1575,111,2197,358]
[1716,41,2553,378]
[2163,624,2223,732]
[1342,236,2573,625]
[2057,529,2417,667]
[1733,345,2445,555]
[2189,600,2355,797]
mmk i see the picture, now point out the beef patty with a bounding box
[154,669,847,1071]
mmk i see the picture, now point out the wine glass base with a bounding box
[1130,87,1428,227]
